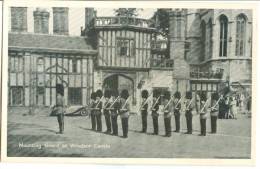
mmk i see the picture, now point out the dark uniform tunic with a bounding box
[199,100,210,136]
[151,98,160,135]
[173,99,181,132]
[141,99,148,133]
[90,99,96,130]
[210,100,219,133]
[103,99,112,133]
[185,99,195,134]
[110,98,120,135]
[119,98,130,138]
[163,99,173,137]
[95,100,103,132]
[56,94,64,134]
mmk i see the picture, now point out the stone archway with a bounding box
[103,74,135,104]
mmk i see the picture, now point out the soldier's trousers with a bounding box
[185,113,193,133]
[211,116,217,133]
[174,113,180,132]
[200,119,206,136]
[104,113,111,132]
[164,117,171,136]
[121,117,128,137]
[57,113,64,133]
[96,114,102,132]
[152,116,159,134]
[91,112,96,130]
[111,115,118,135]
[141,112,148,132]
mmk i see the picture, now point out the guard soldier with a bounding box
[55,84,65,134]
[210,92,219,134]
[119,89,130,138]
[199,92,209,136]
[140,90,149,133]
[103,89,112,134]
[151,90,160,135]
[110,89,120,136]
[173,91,181,132]
[184,91,194,134]
[90,92,96,130]
[95,89,103,132]
[163,90,173,137]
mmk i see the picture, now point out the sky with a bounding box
[9,8,156,36]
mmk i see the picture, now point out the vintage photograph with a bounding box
[3,3,253,160]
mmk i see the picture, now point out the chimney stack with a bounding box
[33,8,50,34]
[85,8,95,29]
[52,7,69,35]
[11,7,28,32]
[169,9,190,95]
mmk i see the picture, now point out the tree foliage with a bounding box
[114,8,139,17]
[151,8,171,37]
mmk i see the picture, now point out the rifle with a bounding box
[174,97,182,110]
[162,95,174,112]
[121,97,130,110]
[108,96,120,109]
[139,92,153,111]
[185,98,194,111]
[210,95,223,110]
[94,96,104,109]
[151,96,161,111]
[199,98,210,114]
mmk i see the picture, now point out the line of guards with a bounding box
[54,84,220,138]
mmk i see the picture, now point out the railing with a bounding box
[150,59,174,68]
[190,68,224,79]
[151,40,168,50]
[94,16,154,29]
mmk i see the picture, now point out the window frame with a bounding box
[235,14,247,57]
[219,15,228,57]
[116,37,135,57]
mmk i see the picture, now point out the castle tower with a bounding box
[11,7,27,32]
[169,9,190,96]
[52,7,69,35]
[33,8,50,34]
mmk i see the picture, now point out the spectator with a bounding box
[218,94,225,119]
[230,96,237,119]
[224,96,230,119]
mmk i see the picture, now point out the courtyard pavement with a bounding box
[7,111,251,158]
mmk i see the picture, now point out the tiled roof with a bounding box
[8,32,97,54]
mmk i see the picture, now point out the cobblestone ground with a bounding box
[7,111,251,158]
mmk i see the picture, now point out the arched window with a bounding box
[200,21,206,62]
[219,15,228,57]
[236,14,247,56]
[37,58,44,72]
[208,19,213,59]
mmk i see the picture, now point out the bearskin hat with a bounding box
[104,89,111,98]
[174,91,181,99]
[56,84,64,96]
[95,89,103,98]
[211,92,219,101]
[200,91,207,101]
[141,90,149,98]
[153,89,160,98]
[185,91,192,99]
[163,90,171,100]
[90,92,96,100]
[111,89,119,97]
[120,89,129,99]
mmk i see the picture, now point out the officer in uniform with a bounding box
[173,91,181,132]
[55,84,65,134]
[151,89,160,135]
[90,92,96,130]
[184,91,194,134]
[110,89,120,136]
[140,90,149,133]
[163,91,173,137]
[95,89,103,132]
[103,89,112,134]
[199,92,209,136]
[119,89,130,138]
[210,92,219,134]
